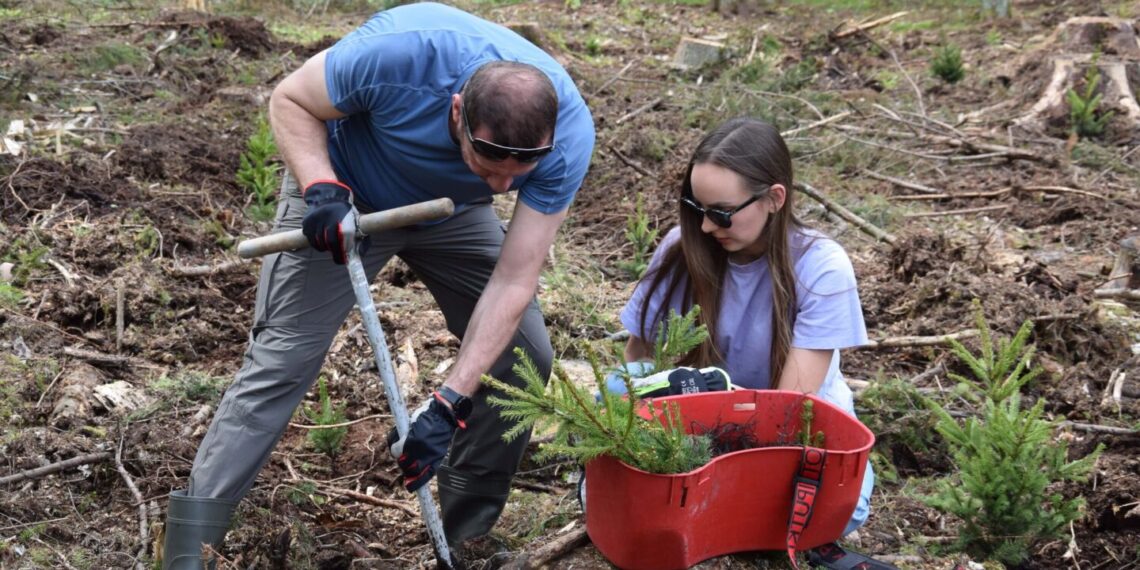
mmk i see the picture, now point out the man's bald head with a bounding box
[462,61,558,149]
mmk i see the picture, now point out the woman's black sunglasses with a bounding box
[461,103,555,163]
[680,193,762,228]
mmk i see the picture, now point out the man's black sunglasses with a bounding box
[680,192,763,229]
[460,102,555,163]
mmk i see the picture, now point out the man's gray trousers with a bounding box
[181,174,553,549]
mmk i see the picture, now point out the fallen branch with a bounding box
[606,146,654,178]
[781,111,852,137]
[834,125,1060,166]
[830,11,909,41]
[1094,288,1140,301]
[165,259,248,277]
[795,182,897,245]
[889,187,1011,201]
[591,60,635,98]
[903,204,1010,218]
[0,451,112,485]
[859,330,977,349]
[501,525,590,570]
[512,478,566,494]
[1021,185,1108,201]
[615,96,663,125]
[1059,421,1136,435]
[62,344,129,367]
[115,437,149,569]
[862,169,943,195]
[288,413,390,430]
[326,487,419,518]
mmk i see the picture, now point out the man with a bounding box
[160,3,595,568]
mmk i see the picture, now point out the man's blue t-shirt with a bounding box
[322,3,595,214]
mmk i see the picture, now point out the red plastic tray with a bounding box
[585,389,874,570]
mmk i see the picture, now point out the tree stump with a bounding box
[1103,236,1140,291]
[1013,17,1140,139]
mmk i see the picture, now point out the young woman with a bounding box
[618,117,889,569]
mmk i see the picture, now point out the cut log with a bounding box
[1013,18,1140,137]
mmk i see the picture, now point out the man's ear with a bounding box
[769,183,787,211]
[450,93,463,129]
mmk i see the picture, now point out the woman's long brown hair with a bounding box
[638,118,802,386]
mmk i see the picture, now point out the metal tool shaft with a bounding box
[346,248,452,567]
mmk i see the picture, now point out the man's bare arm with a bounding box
[267,50,346,188]
[443,201,567,396]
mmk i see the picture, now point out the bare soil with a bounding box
[1,1,1138,569]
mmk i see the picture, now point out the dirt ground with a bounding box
[1,0,1139,569]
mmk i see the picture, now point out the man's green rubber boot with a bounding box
[161,490,237,570]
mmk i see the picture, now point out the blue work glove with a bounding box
[387,394,465,492]
[301,180,368,265]
[601,365,732,400]
[600,361,657,398]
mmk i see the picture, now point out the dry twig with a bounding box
[794,182,897,245]
[327,487,419,517]
[781,111,852,137]
[288,413,390,430]
[904,204,1010,218]
[591,60,635,98]
[860,330,978,349]
[116,436,149,569]
[501,525,590,570]
[834,125,1060,166]
[862,168,943,195]
[166,259,248,277]
[0,452,112,485]
[606,146,654,178]
[890,187,1011,201]
[1094,288,1140,301]
[615,96,663,125]
[830,11,909,40]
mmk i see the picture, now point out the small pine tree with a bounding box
[617,192,659,280]
[930,44,965,84]
[651,307,707,373]
[305,377,348,458]
[924,394,1101,565]
[924,302,1103,565]
[947,299,1040,404]
[1067,53,1114,138]
[483,308,713,474]
[237,113,282,222]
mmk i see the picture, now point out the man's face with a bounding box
[453,95,547,194]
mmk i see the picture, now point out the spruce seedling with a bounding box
[930,44,965,84]
[924,302,1103,565]
[924,394,1102,565]
[1067,54,1114,138]
[797,399,825,447]
[237,113,282,222]
[305,377,348,458]
[651,306,707,373]
[946,299,1040,404]
[617,191,659,279]
[483,308,713,474]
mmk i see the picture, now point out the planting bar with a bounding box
[236,198,455,259]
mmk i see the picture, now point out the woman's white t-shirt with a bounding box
[620,227,869,415]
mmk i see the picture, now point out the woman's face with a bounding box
[688,162,784,262]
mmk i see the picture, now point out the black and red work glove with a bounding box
[628,366,732,399]
[301,180,367,264]
[387,389,470,492]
